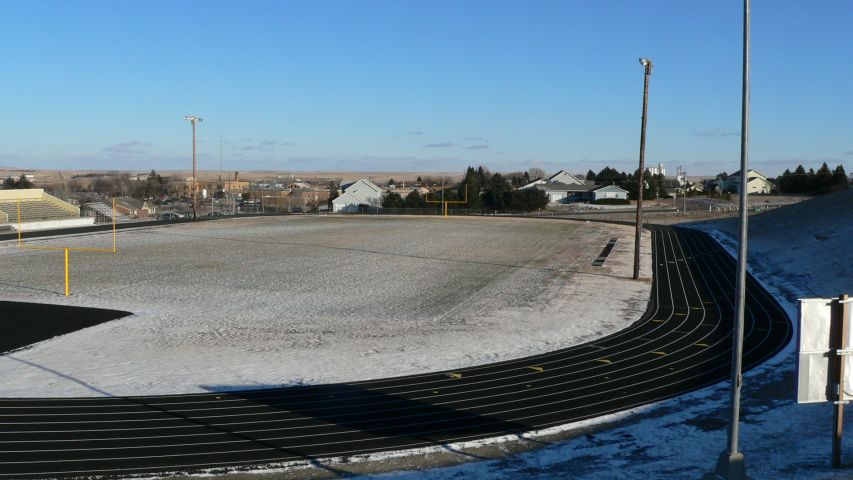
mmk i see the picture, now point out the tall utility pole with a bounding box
[633,57,653,280]
[704,1,750,479]
[184,115,203,220]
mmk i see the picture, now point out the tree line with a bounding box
[2,175,34,189]
[775,163,848,194]
[381,166,548,212]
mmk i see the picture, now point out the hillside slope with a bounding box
[695,188,852,299]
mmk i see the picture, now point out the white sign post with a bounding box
[797,294,852,467]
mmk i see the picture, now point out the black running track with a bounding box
[0,226,792,479]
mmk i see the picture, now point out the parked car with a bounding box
[159,212,184,220]
[291,207,303,214]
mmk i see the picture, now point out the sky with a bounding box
[1,0,851,177]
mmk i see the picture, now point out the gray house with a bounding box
[539,183,628,204]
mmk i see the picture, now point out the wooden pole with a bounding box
[633,58,652,280]
[833,293,850,467]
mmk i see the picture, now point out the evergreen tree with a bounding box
[381,191,404,208]
[327,182,339,209]
[832,165,849,191]
[403,190,426,208]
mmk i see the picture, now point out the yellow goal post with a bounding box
[16,198,118,297]
[426,185,468,218]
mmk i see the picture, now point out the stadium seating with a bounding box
[0,189,80,224]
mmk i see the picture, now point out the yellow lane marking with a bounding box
[596,358,612,365]
[651,351,667,356]
[652,319,666,323]
[691,307,703,310]
[432,390,439,394]
[695,343,710,347]
[675,313,687,316]
[528,366,544,373]
[447,372,463,379]
[703,301,714,304]
[526,384,532,388]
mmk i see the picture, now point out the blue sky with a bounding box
[1,0,851,176]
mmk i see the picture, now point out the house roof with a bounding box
[592,185,628,193]
[539,182,598,192]
[332,191,370,206]
[115,197,146,210]
[547,170,584,185]
[518,178,546,190]
[343,179,382,195]
[729,169,769,180]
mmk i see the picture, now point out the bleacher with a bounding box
[82,202,133,223]
[0,189,82,227]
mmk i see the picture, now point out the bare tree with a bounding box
[527,167,547,180]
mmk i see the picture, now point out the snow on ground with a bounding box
[336,191,851,480]
[0,215,651,397]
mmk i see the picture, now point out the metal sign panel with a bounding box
[797,298,852,404]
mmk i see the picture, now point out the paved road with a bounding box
[0,226,792,479]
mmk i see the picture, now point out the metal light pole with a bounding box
[704,1,750,479]
[633,57,652,280]
[184,115,203,220]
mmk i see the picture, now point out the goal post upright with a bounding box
[15,196,119,297]
[426,185,468,218]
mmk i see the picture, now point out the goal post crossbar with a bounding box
[16,198,118,296]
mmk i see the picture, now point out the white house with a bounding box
[589,184,629,201]
[724,169,774,194]
[538,183,628,204]
[332,179,382,213]
[519,169,587,190]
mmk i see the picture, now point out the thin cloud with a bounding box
[692,129,740,138]
[239,139,297,151]
[424,142,457,148]
[463,137,485,141]
[844,151,853,156]
[102,141,152,155]
[467,144,489,150]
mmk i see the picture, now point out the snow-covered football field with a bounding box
[0,215,651,398]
